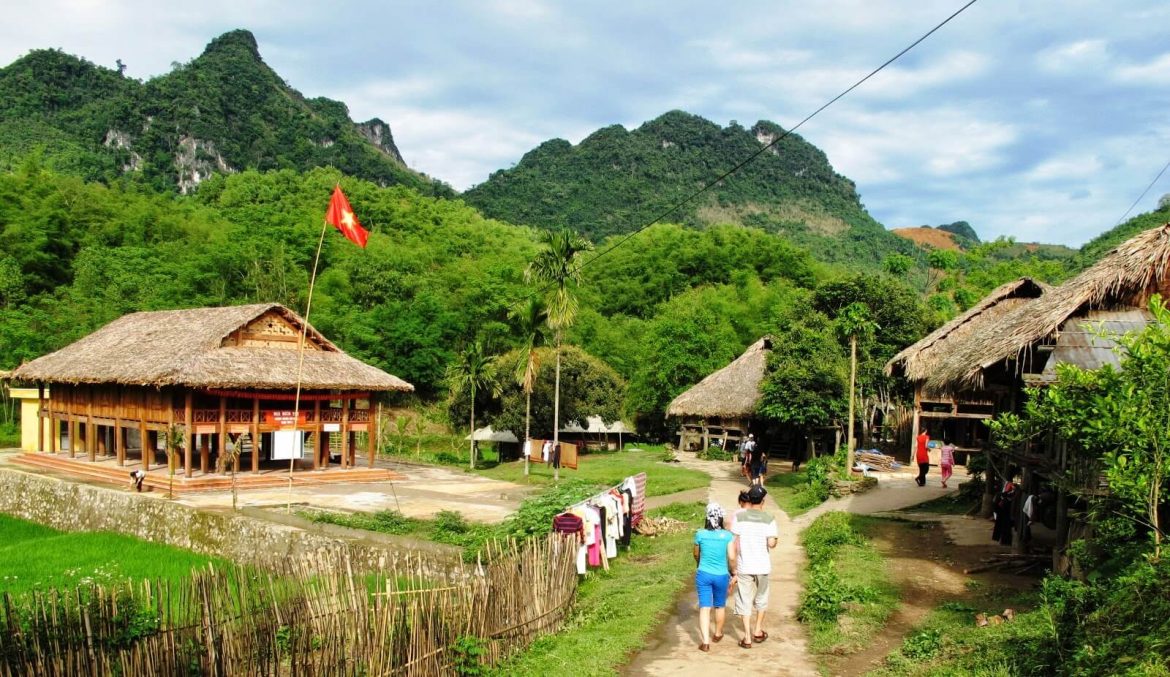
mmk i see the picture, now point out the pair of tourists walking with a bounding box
[915,429,956,488]
[741,434,765,486]
[691,485,778,653]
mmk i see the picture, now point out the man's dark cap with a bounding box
[748,486,767,504]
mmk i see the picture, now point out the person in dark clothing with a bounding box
[991,477,1017,545]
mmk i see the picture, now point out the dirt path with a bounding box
[624,462,961,676]
[624,460,818,676]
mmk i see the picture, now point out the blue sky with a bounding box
[3,0,1169,246]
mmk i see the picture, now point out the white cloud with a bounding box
[1036,39,1110,74]
[815,107,1017,185]
[1027,154,1105,182]
[1115,52,1170,85]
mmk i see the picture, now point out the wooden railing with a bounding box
[180,409,371,425]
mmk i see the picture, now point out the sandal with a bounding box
[699,643,710,652]
[738,639,752,649]
[712,634,724,643]
[752,631,768,643]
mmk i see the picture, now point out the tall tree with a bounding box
[446,341,499,470]
[526,229,593,481]
[509,297,547,477]
[836,302,877,471]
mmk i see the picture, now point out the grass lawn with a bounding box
[900,486,980,515]
[869,587,1048,676]
[492,501,703,676]
[0,513,220,596]
[472,446,709,498]
[799,513,899,655]
[766,468,824,517]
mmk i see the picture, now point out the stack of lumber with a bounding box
[857,451,897,471]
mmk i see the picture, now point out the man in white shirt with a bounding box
[731,485,778,647]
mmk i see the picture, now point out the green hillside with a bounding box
[1073,200,1170,270]
[463,111,917,267]
[0,30,448,196]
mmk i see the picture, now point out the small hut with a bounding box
[465,426,521,459]
[10,303,412,477]
[559,416,633,451]
[667,337,771,452]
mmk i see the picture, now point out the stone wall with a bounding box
[0,469,463,578]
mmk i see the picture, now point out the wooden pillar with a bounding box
[85,386,95,462]
[370,400,381,468]
[36,385,45,452]
[251,397,260,474]
[311,400,321,470]
[67,387,76,459]
[116,422,125,466]
[217,396,227,475]
[909,386,922,462]
[140,418,150,471]
[183,391,193,478]
[340,399,350,470]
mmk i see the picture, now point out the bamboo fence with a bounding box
[0,534,578,676]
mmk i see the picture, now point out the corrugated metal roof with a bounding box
[1031,308,1151,384]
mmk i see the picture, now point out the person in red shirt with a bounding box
[915,429,931,487]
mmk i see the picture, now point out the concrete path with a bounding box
[624,461,818,677]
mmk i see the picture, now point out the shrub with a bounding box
[697,447,734,462]
[802,512,861,562]
[901,628,942,660]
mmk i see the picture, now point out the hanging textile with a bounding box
[559,441,579,470]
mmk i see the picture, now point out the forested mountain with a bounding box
[463,111,918,267]
[1073,197,1170,270]
[0,30,448,196]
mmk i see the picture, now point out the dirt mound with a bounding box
[892,227,961,251]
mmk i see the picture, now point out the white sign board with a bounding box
[323,423,341,432]
[272,430,304,460]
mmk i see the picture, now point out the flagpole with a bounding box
[288,208,331,515]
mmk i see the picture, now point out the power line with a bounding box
[1112,157,1170,227]
[573,0,980,274]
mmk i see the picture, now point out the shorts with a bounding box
[695,570,731,608]
[735,573,770,615]
[750,462,765,479]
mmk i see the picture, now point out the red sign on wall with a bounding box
[264,411,308,429]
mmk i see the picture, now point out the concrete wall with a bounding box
[0,469,463,578]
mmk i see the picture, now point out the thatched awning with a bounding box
[666,337,771,419]
[927,222,1170,391]
[11,303,413,392]
[885,278,1048,382]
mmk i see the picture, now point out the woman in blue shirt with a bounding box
[693,502,738,652]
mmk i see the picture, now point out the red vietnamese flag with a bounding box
[324,185,369,248]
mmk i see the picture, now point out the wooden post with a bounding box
[200,434,210,474]
[340,399,349,470]
[86,387,95,462]
[218,396,227,474]
[183,391,193,478]
[251,397,260,474]
[140,418,150,471]
[115,422,125,466]
[367,399,376,468]
[35,385,45,452]
[312,400,321,470]
[67,387,76,459]
[909,386,922,462]
[371,400,382,468]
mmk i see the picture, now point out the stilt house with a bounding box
[887,223,1170,564]
[10,303,412,477]
[667,338,771,452]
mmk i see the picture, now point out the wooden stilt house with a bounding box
[10,304,412,478]
[887,223,1170,564]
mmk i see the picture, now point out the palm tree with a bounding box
[509,297,547,477]
[447,341,501,469]
[526,229,593,481]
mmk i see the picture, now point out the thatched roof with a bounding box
[927,223,1170,390]
[885,278,1048,382]
[11,304,413,392]
[466,426,519,443]
[666,337,771,419]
